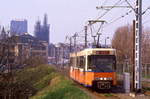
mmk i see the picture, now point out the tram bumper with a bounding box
[92,80,113,89]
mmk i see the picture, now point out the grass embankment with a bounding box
[143,75,150,79]
[16,65,90,99]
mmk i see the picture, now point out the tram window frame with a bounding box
[70,57,73,66]
[73,57,76,67]
[113,57,117,71]
[87,55,116,71]
[70,56,86,68]
[77,57,80,67]
[70,57,76,67]
[79,56,85,68]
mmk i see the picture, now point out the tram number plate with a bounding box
[97,82,110,89]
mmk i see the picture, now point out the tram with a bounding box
[69,48,117,89]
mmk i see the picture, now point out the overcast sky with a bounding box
[0,0,150,44]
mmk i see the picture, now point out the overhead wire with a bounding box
[91,0,126,36]
[85,0,124,37]
[89,0,128,45]
[142,6,150,15]
[69,0,138,45]
[104,9,133,28]
[142,5,150,24]
[124,0,135,12]
[96,0,123,20]
[94,0,134,28]
[102,0,108,6]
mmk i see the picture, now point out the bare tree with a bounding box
[112,25,133,65]
[112,24,150,76]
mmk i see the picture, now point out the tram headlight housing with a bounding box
[100,78,103,80]
[95,77,112,80]
[107,77,112,80]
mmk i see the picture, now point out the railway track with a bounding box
[51,65,150,99]
[73,79,123,99]
[52,65,124,99]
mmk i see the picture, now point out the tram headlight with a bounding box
[95,77,103,80]
[95,77,112,80]
[104,78,107,80]
[100,78,103,80]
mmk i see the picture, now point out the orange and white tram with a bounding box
[69,48,117,89]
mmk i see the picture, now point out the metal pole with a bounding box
[132,20,136,91]
[105,38,106,47]
[105,37,109,48]
[92,36,97,46]
[134,0,142,92]
[69,37,72,53]
[85,26,88,48]
[62,45,64,69]
[97,33,101,48]
[73,33,77,67]
[73,33,77,52]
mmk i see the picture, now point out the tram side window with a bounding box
[70,56,85,68]
[70,57,76,67]
[77,57,80,67]
[76,57,80,68]
[79,56,85,68]
[88,56,92,67]
[113,57,117,71]
[73,57,76,67]
[70,57,73,66]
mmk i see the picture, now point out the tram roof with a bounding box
[83,48,116,51]
[70,48,116,57]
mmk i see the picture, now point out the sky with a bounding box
[0,0,150,44]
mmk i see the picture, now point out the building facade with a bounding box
[10,19,28,36]
[48,43,70,65]
[0,33,48,66]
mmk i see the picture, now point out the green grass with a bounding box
[143,75,150,79]
[31,76,89,99]
[143,87,150,91]
[104,93,114,97]
[15,64,90,99]
[15,65,56,90]
[33,72,58,90]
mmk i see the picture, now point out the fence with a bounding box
[116,63,150,78]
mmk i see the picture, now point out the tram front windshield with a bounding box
[88,55,116,72]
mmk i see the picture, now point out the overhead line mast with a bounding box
[134,0,142,92]
[97,0,143,92]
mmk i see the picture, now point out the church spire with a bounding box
[43,14,48,26]
[0,27,8,40]
[1,27,6,34]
